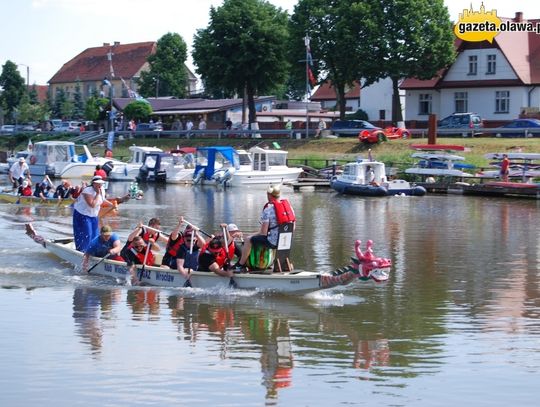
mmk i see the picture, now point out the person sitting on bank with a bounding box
[198,223,235,277]
[233,185,295,272]
[82,225,123,272]
[120,235,155,285]
[175,226,206,278]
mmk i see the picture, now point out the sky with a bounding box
[0,0,538,86]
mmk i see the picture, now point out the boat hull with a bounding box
[0,192,74,206]
[44,240,326,293]
[331,179,426,196]
[228,168,303,186]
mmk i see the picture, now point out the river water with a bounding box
[0,180,539,406]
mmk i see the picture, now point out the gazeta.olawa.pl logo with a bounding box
[454,2,540,43]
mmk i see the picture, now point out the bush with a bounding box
[345,109,369,121]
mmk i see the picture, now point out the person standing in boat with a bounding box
[500,154,510,182]
[81,225,123,272]
[9,157,31,188]
[94,165,108,180]
[72,175,116,252]
[233,185,295,272]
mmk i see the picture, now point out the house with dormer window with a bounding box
[48,41,197,102]
[401,12,540,125]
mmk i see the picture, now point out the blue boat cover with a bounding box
[194,146,239,180]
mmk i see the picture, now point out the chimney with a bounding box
[114,41,120,46]
[514,12,523,22]
[103,42,110,46]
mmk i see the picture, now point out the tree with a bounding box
[289,0,384,119]
[72,80,85,119]
[16,93,44,123]
[380,0,455,122]
[0,60,26,122]
[123,100,152,122]
[138,33,188,98]
[84,96,110,123]
[193,0,290,125]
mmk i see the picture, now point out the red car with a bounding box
[358,126,410,144]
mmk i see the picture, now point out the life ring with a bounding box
[29,155,37,165]
[262,106,268,111]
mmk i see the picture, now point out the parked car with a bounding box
[495,118,540,138]
[0,124,15,134]
[438,113,484,136]
[331,120,381,137]
[54,121,82,132]
[136,123,163,132]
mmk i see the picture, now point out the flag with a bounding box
[308,67,317,86]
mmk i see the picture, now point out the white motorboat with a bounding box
[228,147,303,185]
[24,141,79,177]
[136,151,195,184]
[59,145,126,179]
[108,146,163,181]
[405,152,475,178]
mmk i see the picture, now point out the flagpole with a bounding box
[304,35,310,139]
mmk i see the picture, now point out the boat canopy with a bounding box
[30,141,76,165]
[194,146,239,180]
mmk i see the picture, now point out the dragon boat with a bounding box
[25,224,391,294]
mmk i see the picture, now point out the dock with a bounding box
[285,178,331,191]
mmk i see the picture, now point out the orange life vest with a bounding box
[128,244,155,266]
[200,237,234,267]
[265,198,296,225]
[166,234,185,257]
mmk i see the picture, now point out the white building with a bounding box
[401,12,540,124]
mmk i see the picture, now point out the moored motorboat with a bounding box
[331,160,426,196]
[108,146,163,181]
[25,225,391,294]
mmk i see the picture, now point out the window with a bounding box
[379,110,386,120]
[454,92,468,113]
[487,54,496,74]
[495,91,510,113]
[419,94,432,115]
[468,55,477,75]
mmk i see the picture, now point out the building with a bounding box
[48,41,197,102]
[401,12,540,125]
[310,79,405,122]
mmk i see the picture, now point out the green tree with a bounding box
[289,0,384,119]
[380,0,455,122]
[16,93,44,123]
[72,80,85,119]
[193,0,290,125]
[123,100,153,122]
[0,60,26,122]
[84,96,109,122]
[28,85,39,105]
[138,33,188,98]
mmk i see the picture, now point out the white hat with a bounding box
[19,157,26,163]
[91,175,106,184]
[227,223,239,232]
[267,184,281,197]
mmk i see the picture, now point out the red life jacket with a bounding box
[166,234,185,257]
[200,237,234,267]
[139,227,160,244]
[265,198,296,225]
[128,244,155,266]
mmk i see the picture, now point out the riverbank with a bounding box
[108,136,540,170]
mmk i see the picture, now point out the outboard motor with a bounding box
[137,165,149,182]
[102,161,114,175]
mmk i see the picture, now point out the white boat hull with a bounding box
[228,168,303,186]
[108,164,140,181]
[405,168,473,177]
[32,237,387,294]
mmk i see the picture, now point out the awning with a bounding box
[152,109,219,115]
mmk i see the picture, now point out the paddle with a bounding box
[142,224,171,238]
[182,219,212,238]
[222,225,236,288]
[86,253,111,274]
[138,241,152,282]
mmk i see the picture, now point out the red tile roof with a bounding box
[311,81,360,100]
[28,85,48,103]
[49,42,156,84]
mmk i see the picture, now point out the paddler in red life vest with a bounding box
[160,216,187,269]
[198,223,235,277]
[232,184,295,272]
[120,236,156,285]
[127,218,168,252]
